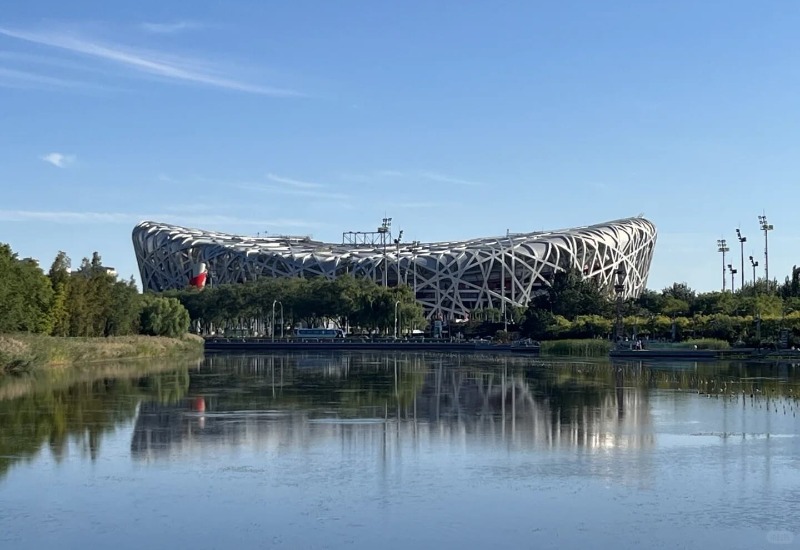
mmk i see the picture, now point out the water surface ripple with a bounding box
[1,352,798,549]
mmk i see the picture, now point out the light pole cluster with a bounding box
[716,213,775,292]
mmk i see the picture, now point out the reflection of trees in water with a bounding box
[132,353,662,458]
[0,365,190,479]
[134,354,800,460]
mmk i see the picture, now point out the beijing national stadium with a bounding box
[132,216,657,319]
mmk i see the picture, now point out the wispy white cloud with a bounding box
[0,210,128,223]
[376,170,404,177]
[340,170,485,187]
[420,171,484,187]
[395,202,440,209]
[239,182,350,201]
[266,173,325,189]
[0,26,302,96]
[308,200,357,211]
[40,152,76,168]
[161,203,219,213]
[0,67,91,90]
[0,209,319,228]
[140,21,203,34]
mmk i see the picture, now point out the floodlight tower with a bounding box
[728,264,737,293]
[717,239,729,292]
[393,230,404,286]
[758,214,773,290]
[378,216,392,286]
[735,228,746,290]
[749,255,759,290]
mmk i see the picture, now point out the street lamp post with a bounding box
[378,216,392,287]
[614,265,627,342]
[736,228,746,290]
[394,300,401,338]
[758,214,774,290]
[717,239,729,291]
[727,264,737,293]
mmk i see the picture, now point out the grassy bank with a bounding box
[0,333,204,376]
[540,339,612,357]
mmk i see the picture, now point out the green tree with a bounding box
[0,244,54,333]
[529,267,611,320]
[139,296,190,337]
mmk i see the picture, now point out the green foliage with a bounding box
[540,339,612,356]
[45,251,144,337]
[530,267,611,320]
[0,244,54,333]
[521,309,554,340]
[171,275,425,336]
[0,333,203,375]
[678,338,730,350]
[139,296,191,338]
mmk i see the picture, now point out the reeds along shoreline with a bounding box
[540,339,613,356]
[0,333,204,376]
[540,338,730,356]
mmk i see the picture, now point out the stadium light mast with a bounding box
[749,255,759,291]
[394,230,404,287]
[727,264,737,293]
[758,214,773,289]
[717,239,729,292]
[736,228,746,290]
[495,238,507,332]
[410,240,421,294]
[378,216,392,287]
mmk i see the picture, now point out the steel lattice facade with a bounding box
[132,217,656,319]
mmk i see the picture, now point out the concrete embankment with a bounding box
[204,338,541,355]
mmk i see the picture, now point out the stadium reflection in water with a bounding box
[131,353,657,462]
[4,352,800,549]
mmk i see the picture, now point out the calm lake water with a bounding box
[1,352,799,549]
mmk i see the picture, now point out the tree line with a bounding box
[512,267,800,345]
[0,244,189,338]
[165,275,427,337]
[5,238,800,346]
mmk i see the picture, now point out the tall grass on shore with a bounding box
[540,339,612,357]
[0,333,203,376]
[676,339,730,350]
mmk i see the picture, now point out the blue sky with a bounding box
[1,1,799,292]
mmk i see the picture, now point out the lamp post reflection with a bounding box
[271,300,284,342]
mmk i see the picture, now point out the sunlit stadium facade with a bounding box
[132,217,657,319]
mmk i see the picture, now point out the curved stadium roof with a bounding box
[133,216,657,319]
